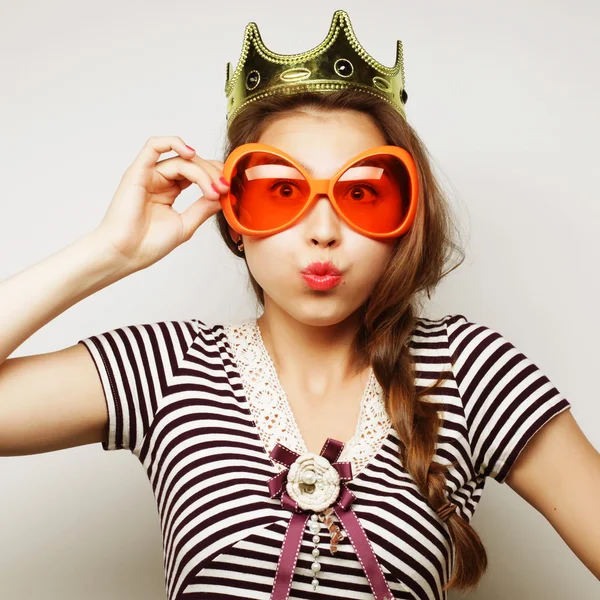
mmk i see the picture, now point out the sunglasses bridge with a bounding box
[300,179,336,204]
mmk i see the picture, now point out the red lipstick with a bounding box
[301,261,343,291]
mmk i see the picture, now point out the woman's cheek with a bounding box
[245,241,293,291]
[352,245,393,290]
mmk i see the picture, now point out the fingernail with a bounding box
[211,183,220,194]
[219,176,229,187]
[185,144,195,153]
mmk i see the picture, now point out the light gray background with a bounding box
[0,0,598,598]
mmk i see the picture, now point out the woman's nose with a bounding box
[303,195,342,246]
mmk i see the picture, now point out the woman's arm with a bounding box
[0,230,133,455]
[505,409,600,579]
[0,136,228,455]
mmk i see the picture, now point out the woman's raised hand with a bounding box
[95,136,230,273]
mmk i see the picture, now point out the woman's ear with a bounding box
[228,225,241,244]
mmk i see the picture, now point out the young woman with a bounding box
[0,9,598,600]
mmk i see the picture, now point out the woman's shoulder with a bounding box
[412,312,482,345]
[411,312,467,342]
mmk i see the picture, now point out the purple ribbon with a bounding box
[267,437,393,600]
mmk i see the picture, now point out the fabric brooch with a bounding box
[267,437,394,600]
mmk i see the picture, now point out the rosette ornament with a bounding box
[286,452,340,512]
[267,437,394,600]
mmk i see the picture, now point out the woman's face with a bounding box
[231,109,396,327]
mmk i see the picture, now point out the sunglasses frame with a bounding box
[220,142,419,239]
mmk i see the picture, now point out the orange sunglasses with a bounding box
[220,142,419,239]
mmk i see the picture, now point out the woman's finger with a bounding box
[154,156,224,200]
[187,155,229,187]
[179,195,223,241]
[205,158,226,170]
[131,135,195,171]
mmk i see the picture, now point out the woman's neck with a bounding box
[256,302,367,400]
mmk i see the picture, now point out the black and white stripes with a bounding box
[78,313,570,599]
[446,315,570,483]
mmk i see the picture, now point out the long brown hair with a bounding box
[214,89,487,590]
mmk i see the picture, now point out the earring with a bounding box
[236,237,244,253]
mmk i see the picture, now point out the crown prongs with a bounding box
[226,11,401,94]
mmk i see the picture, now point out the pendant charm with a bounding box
[318,506,346,554]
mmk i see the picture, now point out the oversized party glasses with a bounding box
[220,142,419,239]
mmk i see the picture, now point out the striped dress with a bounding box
[78,313,571,600]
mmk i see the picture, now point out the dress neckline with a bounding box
[222,318,394,480]
[252,317,372,455]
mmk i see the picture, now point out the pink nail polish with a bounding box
[211,183,219,193]
[220,176,230,187]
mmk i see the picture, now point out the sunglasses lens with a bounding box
[229,152,310,231]
[332,154,412,234]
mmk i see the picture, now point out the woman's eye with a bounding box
[346,184,379,201]
[269,180,300,197]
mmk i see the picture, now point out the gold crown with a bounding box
[224,9,408,129]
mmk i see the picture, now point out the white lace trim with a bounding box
[223,318,392,478]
